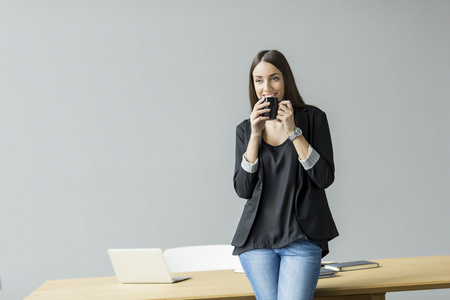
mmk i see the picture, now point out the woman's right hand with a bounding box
[250,98,270,137]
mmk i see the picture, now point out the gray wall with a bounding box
[1,1,449,299]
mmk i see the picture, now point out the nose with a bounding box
[263,80,272,93]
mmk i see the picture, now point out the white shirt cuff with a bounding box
[241,153,258,173]
[299,145,320,170]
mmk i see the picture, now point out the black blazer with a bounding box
[232,105,339,257]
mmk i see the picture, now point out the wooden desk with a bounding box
[25,255,450,300]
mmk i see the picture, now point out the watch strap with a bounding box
[289,127,302,141]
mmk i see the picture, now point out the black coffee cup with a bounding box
[263,97,278,120]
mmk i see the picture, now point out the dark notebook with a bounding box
[323,260,379,272]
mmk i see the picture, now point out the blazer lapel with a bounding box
[294,107,310,141]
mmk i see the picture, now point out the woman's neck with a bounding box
[263,120,289,146]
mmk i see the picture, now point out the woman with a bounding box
[232,50,339,300]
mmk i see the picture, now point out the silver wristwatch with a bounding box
[288,127,303,142]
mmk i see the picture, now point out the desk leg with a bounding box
[314,293,386,300]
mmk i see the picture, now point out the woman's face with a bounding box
[252,61,285,101]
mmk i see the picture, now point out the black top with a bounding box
[233,138,305,255]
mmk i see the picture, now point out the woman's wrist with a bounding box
[285,123,296,135]
[250,132,261,140]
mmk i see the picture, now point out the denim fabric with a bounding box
[239,237,322,300]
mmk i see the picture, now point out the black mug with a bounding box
[263,97,278,120]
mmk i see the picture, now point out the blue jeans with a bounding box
[239,237,322,300]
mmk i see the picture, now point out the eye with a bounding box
[254,79,263,83]
[271,76,280,81]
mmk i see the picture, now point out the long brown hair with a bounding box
[249,50,306,109]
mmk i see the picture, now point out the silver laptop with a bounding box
[108,248,191,283]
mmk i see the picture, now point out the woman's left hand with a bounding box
[277,100,296,134]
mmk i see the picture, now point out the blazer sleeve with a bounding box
[233,121,259,199]
[305,111,335,189]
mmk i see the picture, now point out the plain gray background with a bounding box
[1,1,449,299]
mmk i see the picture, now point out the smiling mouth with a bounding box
[263,93,277,97]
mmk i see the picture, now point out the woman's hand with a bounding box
[250,98,270,137]
[277,100,296,134]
